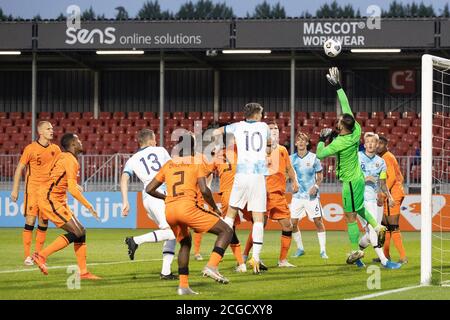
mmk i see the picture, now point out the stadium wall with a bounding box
[0,191,447,232]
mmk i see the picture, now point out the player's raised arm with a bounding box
[326,67,353,116]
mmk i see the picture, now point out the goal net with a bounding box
[421,54,450,286]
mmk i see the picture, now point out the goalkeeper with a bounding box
[316,67,387,265]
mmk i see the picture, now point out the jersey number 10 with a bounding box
[244,131,263,152]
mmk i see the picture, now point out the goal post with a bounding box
[421,54,450,286]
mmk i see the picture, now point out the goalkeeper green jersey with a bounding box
[316,88,363,182]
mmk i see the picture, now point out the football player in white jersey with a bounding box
[120,129,178,279]
[213,103,271,274]
[289,132,327,259]
[357,132,401,269]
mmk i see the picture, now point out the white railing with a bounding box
[0,154,448,193]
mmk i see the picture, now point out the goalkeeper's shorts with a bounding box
[341,178,365,213]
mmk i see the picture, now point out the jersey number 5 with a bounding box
[172,171,185,197]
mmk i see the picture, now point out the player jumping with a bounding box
[357,132,401,269]
[213,103,272,274]
[121,129,177,280]
[316,67,387,265]
[290,132,328,259]
[146,133,233,295]
[32,133,100,280]
[10,121,61,266]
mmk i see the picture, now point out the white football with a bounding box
[323,38,342,57]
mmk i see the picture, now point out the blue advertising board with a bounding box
[0,191,137,229]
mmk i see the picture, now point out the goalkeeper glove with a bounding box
[319,128,333,143]
[326,67,342,89]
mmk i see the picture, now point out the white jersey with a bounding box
[225,120,270,175]
[123,146,171,193]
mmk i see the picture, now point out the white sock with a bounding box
[224,216,234,229]
[161,239,176,275]
[359,232,370,249]
[375,247,388,265]
[368,224,378,247]
[251,222,264,262]
[292,231,304,250]
[317,231,326,253]
[133,229,175,245]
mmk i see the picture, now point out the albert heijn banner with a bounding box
[235,19,435,49]
[37,20,231,50]
[136,192,450,232]
[0,191,137,228]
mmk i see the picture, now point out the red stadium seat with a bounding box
[9,112,23,120]
[180,119,193,128]
[219,112,232,124]
[89,119,103,127]
[172,112,185,120]
[233,112,245,122]
[401,134,415,145]
[59,119,73,127]
[412,118,421,127]
[120,119,133,127]
[68,112,81,121]
[143,112,155,120]
[278,112,290,120]
[109,141,123,153]
[96,127,109,135]
[127,112,141,121]
[166,119,179,128]
[397,118,411,128]
[111,126,125,135]
[11,133,24,142]
[303,119,317,127]
[402,112,417,120]
[65,126,79,134]
[126,127,140,135]
[407,127,421,137]
[362,127,374,134]
[3,141,16,152]
[319,119,334,128]
[14,119,28,127]
[386,134,400,145]
[386,111,401,121]
[264,112,277,121]
[381,119,395,128]
[0,133,8,143]
[158,112,171,120]
[39,112,52,120]
[150,119,160,128]
[295,112,308,120]
[377,127,390,136]
[275,118,287,128]
[0,112,6,120]
[324,112,337,120]
[80,126,94,135]
[104,119,119,127]
[82,112,94,120]
[309,112,323,120]
[187,112,201,121]
[134,119,148,128]
[202,112,214,122]
[103,133,117,144]
[365,118,379,129]
[5,127,18,135]
[99,112,112,120]
[371,112,385,120]
[391,127,406,136]
[113,112,126,120]
[21,127,32,135]
[356,112,369,122]
[53,112,66,122]
[433,117,444,126]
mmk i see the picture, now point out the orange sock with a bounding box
[194,233,203,255]
[40,235,70,259]
[35,229,47,253]
[74,242,87,274]
[179,275,189,288]
[207,252,223,268]
[22,228,33,258]
[279,234,292,261]
[243,231,253,257]
[384,231,391,259]
[230,244,244,265]
[392,230,406,260]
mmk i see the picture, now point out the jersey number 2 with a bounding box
[172,171,185,197]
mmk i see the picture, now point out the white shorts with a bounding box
[142,192,170,229]
[290,197,323,220]
[229,173,267,213]
[360,200,382,229]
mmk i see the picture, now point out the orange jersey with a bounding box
[195,153,214,205]
[266,145,290,193]
[155,156,208,205]
[41,152,80,203]
[213,147,237,194]
[382,151,405,198]
[19,141,61,186]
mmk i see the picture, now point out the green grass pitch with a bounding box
[0,228,449,300]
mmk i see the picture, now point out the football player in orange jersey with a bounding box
[146,133,233,295]
[31,133,101,280]
[10,121,61,266]
[377,136,408,264]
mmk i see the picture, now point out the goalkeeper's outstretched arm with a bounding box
[326,67,354,116]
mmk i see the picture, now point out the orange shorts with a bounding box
[266,191,290,220]
[38,198,74,228]
[23,191,40,218]
[166,201,221,242]
[384,196,405,216]
[220,191,252,225]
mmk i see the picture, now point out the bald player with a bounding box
[10,121,61,266]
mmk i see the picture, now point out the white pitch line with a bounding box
[345,285,424,300]
[0,259,161,274]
